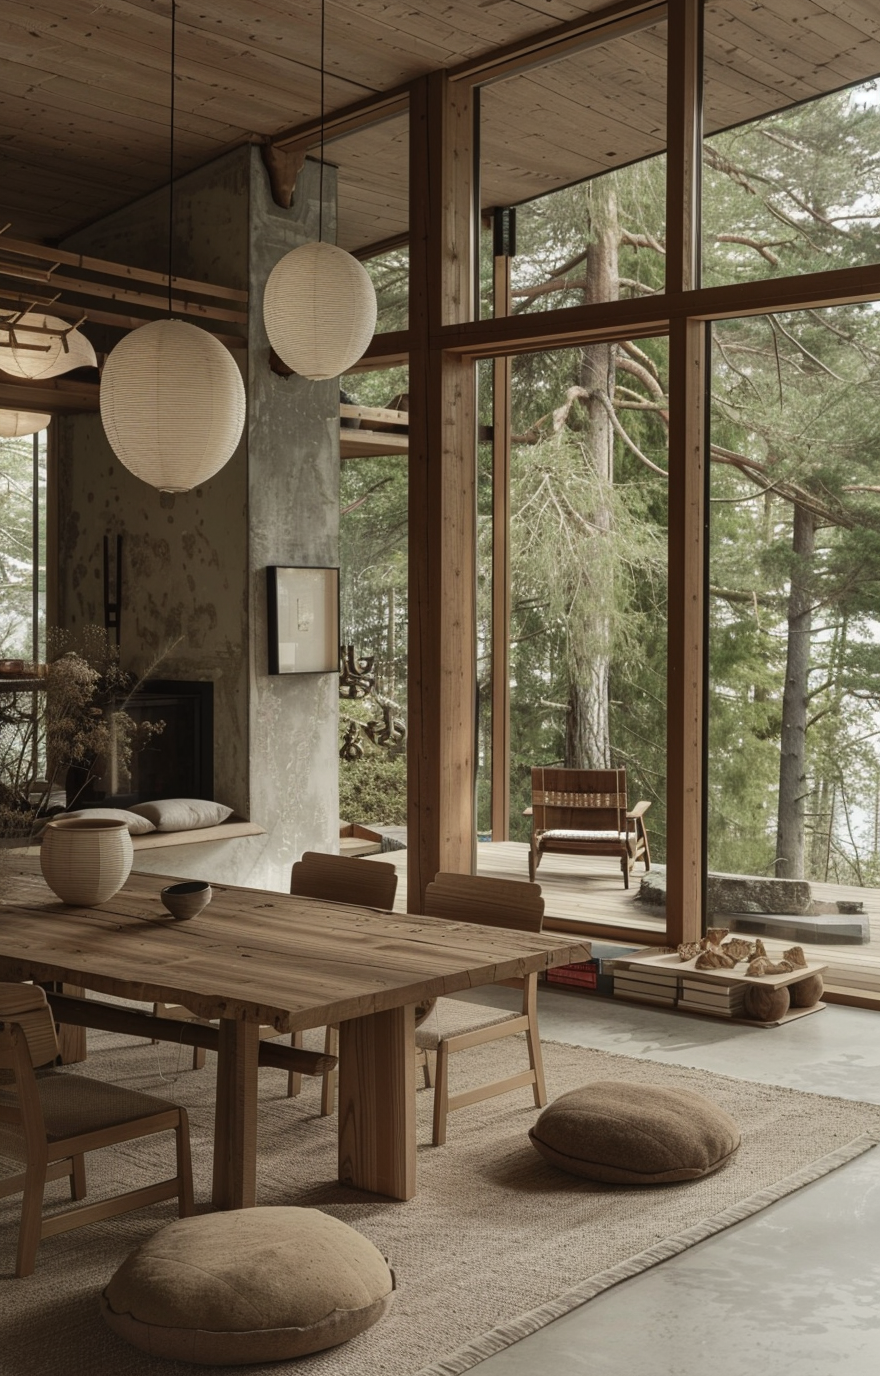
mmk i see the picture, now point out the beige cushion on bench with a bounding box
[101,1207,395,1365]
[528,1081,740,1184]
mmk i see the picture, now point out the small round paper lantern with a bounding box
[263,241,377,380]
[0,313,96,379]
[99,319,246,493]
[0,409,51,438]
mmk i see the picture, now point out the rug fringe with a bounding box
[418,1131,880,1376]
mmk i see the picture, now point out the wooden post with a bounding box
[664,0,705,946]
[490,250,512,842]
[407,72,478,912]
[337,1006,416,1200]
[212,1018,260,1209]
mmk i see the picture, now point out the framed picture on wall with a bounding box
[267,566,339,675]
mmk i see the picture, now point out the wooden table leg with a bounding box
[47,983,88,1064]
[338,1004,416,1201]
[212,1018,260,1210]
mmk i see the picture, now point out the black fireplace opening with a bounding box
[68,679,214,810]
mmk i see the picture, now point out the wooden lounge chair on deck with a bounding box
[527,766,651,889]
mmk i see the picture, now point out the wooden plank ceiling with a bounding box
[1,1,879,256]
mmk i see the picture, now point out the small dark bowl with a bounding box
[161,880,212,921]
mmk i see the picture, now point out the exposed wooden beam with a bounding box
[0,376,99,414]
[0,233,248,301]
[0,289,245,350]
[0,269,247,325]
[269,90,410,154]
[449,0,667,89]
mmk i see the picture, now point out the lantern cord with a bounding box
[168,0,177,315]
[318,0,325,244]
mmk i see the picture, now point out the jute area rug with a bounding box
[2,1027,879,1376]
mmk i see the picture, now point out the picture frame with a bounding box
[266,566,339,675]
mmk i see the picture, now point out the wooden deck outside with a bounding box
[374,842,880,1003]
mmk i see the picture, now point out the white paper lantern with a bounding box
[0,312,96,379]
[99,318,246,493]
[0,409,52,438]
[263,240,377,380]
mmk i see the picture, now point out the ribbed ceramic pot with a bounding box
[40,817,134,905]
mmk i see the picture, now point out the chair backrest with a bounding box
[531,766,627,835]
[0,983,59,1071]
[425,873,544,932]
[290,851,399,910]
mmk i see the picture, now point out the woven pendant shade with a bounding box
[0,312,96,379]
[99,318,246,493]
[263,241,377,380]
[0,409,51,438]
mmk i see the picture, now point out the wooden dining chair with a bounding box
[0,983,194,1277]
[527,765,651,889]
[419,872,547,1146]
[287,851,399,1108]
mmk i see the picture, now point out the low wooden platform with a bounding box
[371,842,880,1002]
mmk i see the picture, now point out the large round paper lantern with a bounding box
[0,313,96,379]
[0,409,52,438]
[99,319,246,493]
[263,241,377,380]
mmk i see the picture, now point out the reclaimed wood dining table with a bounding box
[0,859,591,1207]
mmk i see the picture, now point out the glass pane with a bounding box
[478,339,668,926]
[479,18,667,318]
[708,304,880,984]
[328,111,408,332]
[0,430,44,660]
[338,366,408,830]
[703,1,880,285]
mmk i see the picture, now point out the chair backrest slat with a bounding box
[425,873,544,932]
[0,985,59,1069]
[531,766,627,833]
[290,851,398,910]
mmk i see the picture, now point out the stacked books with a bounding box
[678,976,748,1018]
[613,965,678,1007]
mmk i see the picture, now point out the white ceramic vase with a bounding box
[40,817,134,905]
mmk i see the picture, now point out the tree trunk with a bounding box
[566,181,618,769]
[775,504,815,879]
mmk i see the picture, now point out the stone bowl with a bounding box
[161,880,212,921]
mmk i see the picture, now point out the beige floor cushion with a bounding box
[101,1206,395,1365]
[529,1080,741,1184]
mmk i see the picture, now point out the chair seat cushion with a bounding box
[0,1074,180,1156]
[528,1081,741,1184]
[414,997,517,1050]
[101,1207,395,1365]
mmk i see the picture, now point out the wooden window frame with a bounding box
[334,1,880,958]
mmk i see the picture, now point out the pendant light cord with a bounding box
[168,0,177,314]
[318,0,325,244]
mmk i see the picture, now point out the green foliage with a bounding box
[341,77,880,890]
[338,747,407,827]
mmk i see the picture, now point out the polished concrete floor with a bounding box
[451,980,880,1375]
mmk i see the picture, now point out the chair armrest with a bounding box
[626,801,651,819]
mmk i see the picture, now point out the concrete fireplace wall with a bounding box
[55,147,339,888]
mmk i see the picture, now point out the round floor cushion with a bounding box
[528,1081,741,1185]
[100,1206,395,1366]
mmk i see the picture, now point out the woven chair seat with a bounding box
[0,1074,180,1155]
[414,998,518,1051]
[541,829,630,843]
